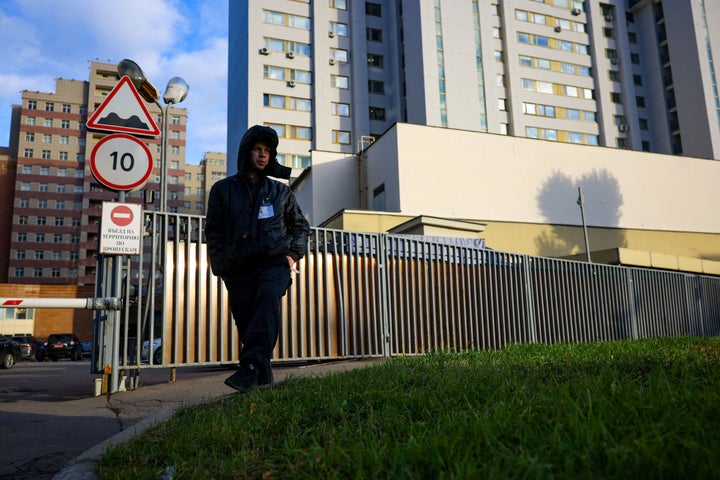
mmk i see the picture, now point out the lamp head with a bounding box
[117,59,159,103]
[163,77,189,105]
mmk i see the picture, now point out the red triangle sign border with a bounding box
[87,76,160,137]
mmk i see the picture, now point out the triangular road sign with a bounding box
[87,76,160,136]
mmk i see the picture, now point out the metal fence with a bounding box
[94,212,720,391]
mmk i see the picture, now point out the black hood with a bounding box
[236,125,291,179]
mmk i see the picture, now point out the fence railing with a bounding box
[94,213,720,391]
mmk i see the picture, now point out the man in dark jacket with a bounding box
[205,125,310,392]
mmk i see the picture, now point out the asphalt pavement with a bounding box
[0,358,379,480]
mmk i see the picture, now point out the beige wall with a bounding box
[300,123,720,264]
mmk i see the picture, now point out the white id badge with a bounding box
[258,204,274,219]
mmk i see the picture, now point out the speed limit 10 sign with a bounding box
[90,133,153,191]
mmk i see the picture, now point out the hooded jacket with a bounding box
[205,125,310,277]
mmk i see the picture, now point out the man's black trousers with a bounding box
[223,257,291,374]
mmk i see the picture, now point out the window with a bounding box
[330,21,348,36]
[36,232,45,242]
[330,48,349,63]
[45,102,54,111]
[38,199,47,208]
[367,53,384,68]
[609,70,620,82]
[28,100,37,109]
[60,135,69,145]
[20,182,31,191]
[25,132,35,142]
[62,103,71,113]
[369,107,386,121]
[56,201,64,210]
[365,2,381,16]
[42,134,52,143]
[18,232,27,242]
[633,74,643,86]
[54,233,63,243]
[332,130,351,144]
[55,217,64,226]
[329,0,347,9]
[630,53,640,65]
[611,92,622,103]
[172,116,181,124]
[16,250,26,259]
[22,165,32,174]
[61,119,70,129]
[19,215,28,225]
[332,102,350,116]
[56,185,66,193]
[33,268,43,278]
[639,118,649,130]
[39,183,49,192]
[636,96,646,108]
[24,148,33,158]
[367,27,382,42]
[368,80,384,94]
[14,268,25,277]
[26,116,36,126]
[331,75,349,89]
[41,150,51,160]
[44,118,53,127]
[59,151,68,161]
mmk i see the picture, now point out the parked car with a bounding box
[36,340,46,361]
[45,333,83,361]
[0,335,21,369]
[141,338,162,364]
[12,335,39,361]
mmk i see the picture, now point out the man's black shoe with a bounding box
[258,361,274,386]
[224,363,258,393]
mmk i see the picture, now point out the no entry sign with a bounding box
[100,202,142,255]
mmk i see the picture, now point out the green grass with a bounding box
[96,336,720,479]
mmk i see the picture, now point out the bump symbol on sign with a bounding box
[111,205,134,227]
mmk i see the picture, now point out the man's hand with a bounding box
[286,256,299,273]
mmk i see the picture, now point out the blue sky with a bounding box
[0,0,229,164]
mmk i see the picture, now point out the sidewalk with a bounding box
[53,359,378,479]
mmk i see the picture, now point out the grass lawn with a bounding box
[96,336,720,479]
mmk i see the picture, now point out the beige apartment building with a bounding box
[0,61,223,286]
[229,1,720,170]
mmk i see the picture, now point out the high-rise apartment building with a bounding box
[228,0,720,171]
[184,152,228,216]
[1,61,224,286]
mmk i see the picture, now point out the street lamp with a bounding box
[116,59,189,211]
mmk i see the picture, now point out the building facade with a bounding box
[228,0,720,171]
[1,62,222,286]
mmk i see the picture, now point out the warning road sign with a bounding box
[100,202,143,255]
[87,76,160,136]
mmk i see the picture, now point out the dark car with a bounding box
[0,335,21,369]
[46,333,83,361]
[12,335,39,361]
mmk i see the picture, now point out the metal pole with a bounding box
[577,187,592,263]
[157,102,169,212]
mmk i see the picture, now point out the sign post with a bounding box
[86,75,160,392]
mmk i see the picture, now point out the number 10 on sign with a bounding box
[90,133,153,191]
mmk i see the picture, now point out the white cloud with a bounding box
[0,0,228,163]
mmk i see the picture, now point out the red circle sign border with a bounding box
[90,133,153,191]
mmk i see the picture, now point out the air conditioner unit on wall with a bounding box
[554,25,562,33]
[605,14,614,22]
[287,80,296,87]
[259,47,269,55]
[328,31,335,38]
[286,51,295,59]
[611,58,619,65]
[329,58,336,65]
[619,124,628,132]
[571,8,582,15]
